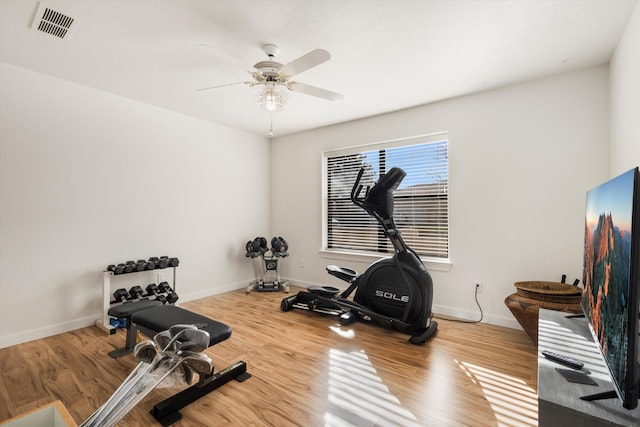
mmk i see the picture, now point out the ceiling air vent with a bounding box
[31,3,77,39]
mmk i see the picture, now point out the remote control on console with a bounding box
[541,350,584,370]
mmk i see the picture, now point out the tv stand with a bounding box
[537,309,640,426]
[581,390,620,402]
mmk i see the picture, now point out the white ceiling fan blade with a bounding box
[280,49,331,78]
[288,82,344,101]
[198,44,261,75]
[197,81,252,92]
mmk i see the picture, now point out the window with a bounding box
[323,133,449,260]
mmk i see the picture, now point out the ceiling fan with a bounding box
[197,43,344,114]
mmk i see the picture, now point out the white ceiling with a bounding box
[0,0,637,137]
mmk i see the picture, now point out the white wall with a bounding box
[0,62,270,348]
[271,66,610,327]
[3,7,636,344]
[610,1,640,175]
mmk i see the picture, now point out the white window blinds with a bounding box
[324,134,449,259]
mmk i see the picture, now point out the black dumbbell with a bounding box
[112,288,129,304]
[157,281,178,304]
[129,286,144,300]
[157,256,180,267]
[145,283,167,303]
[151,256,169,269]
[166,292,179,304]
[145,283,158,296]
[156,256,180,268]
[130,260,145,272]
[123,261,135,274]
[107,264,125,275]
[145,260,156,270]
[271,236,289,257]
[157,281,172,293]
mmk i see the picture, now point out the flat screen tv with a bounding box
[581,167,640,409]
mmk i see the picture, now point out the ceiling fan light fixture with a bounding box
[256,84,287,112]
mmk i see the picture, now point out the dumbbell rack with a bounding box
[95,266,178,335]
[246,254,289,293]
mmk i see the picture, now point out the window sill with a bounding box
[318,249,452,272]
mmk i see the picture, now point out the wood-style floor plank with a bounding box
[0,287,538,426]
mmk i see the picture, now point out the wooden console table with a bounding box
[0,400,77,426]
[537,309,640,426]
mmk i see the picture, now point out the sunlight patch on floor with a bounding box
[329,326,356,339]
[456,360,538,427]
[325,348,421,427]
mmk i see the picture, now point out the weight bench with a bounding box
[106,302,250,426]
[107,300,164,358]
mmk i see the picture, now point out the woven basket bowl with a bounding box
[505,281,583,345]
[514,281,582,304]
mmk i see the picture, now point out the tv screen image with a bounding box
[581,167,640,409]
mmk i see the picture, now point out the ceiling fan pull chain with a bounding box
[268,113,274,137]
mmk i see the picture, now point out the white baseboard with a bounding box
[284,277,522,330]
[0,279,521,349]
[178,281,247,302]
[432,303,521,329]
[179,278,522,331]
[284,278,331,290]
[0,315,98,349]
[0,281,248,350]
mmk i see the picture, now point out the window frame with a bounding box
[320,132,452,271]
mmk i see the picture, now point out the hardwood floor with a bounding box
[0,287,538,426]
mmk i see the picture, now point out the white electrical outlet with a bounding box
[300,259,305,269]
[475,281,483,293]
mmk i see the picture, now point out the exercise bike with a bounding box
[281,167,437,345]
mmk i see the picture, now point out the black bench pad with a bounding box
[108,300,163,318]
[131,305,232,347]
